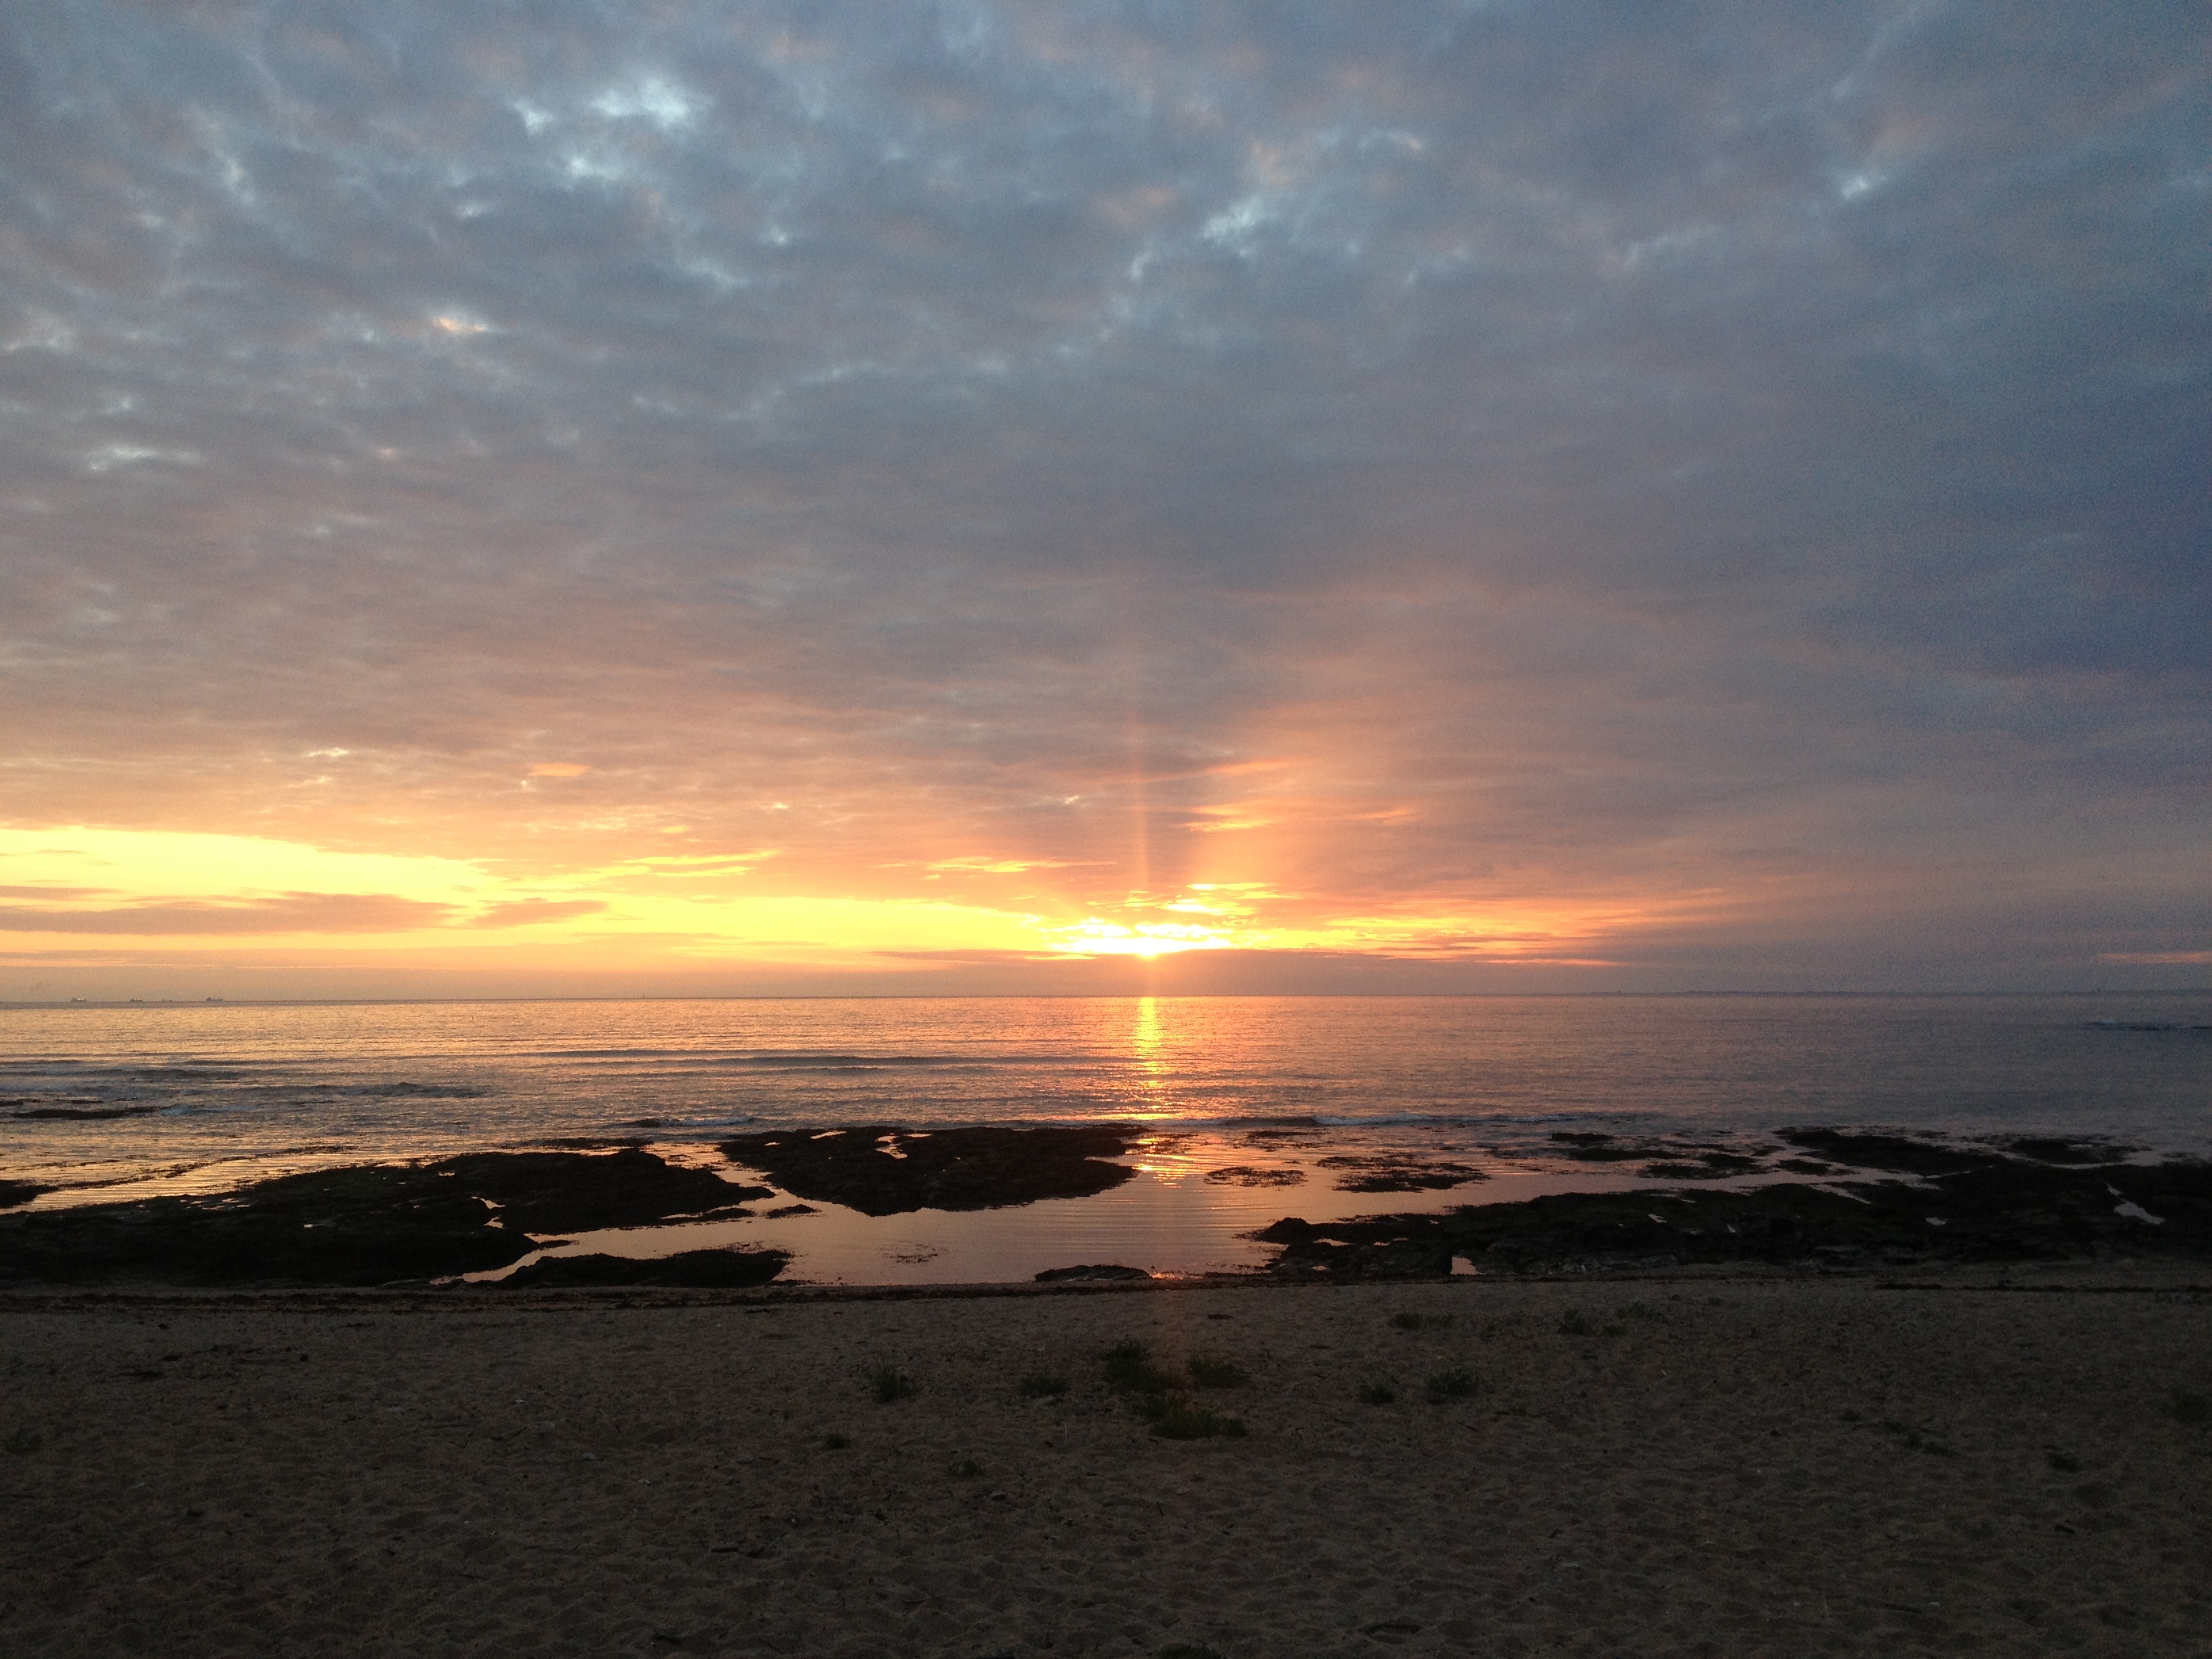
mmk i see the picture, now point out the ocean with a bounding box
[4,993,2207,1282]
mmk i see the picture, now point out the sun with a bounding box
[1050,920,1236,958]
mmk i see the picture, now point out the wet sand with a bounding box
[3,1265,2209,1657]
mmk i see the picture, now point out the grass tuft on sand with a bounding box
[1103,1340,1176,1395]
[1391,1311,1450,1331]
[1186,1354,1248,1389]
[866,1365,916,1404]
[1151,1403,1247,1441]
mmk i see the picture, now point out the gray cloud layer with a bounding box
[0,891,603,934]
[1,1,2207,986]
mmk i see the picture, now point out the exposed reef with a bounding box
[1315,1155,1490,1194]
[1544,1130,1770,1178]
[1258,1131,2212,1279]
[718,1124,1136,1216]
[0,1149,766,1288]
[1204,1166,1307,1188]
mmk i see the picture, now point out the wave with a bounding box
[281,1082,494,1100]
[696,1052,1081,1071]
[616,1115,755,1132]
[520,1047,708,1059]
[519,1046,1113,1070]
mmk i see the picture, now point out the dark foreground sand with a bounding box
[3,1266,2209,1658]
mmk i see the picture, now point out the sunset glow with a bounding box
[0,5,2203,1000]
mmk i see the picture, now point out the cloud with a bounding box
[0,2,2205,986]
[0,891,604,935]
[0,893,462,935]
[457,898,607,929]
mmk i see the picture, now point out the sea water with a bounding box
[3,994,2207,1280]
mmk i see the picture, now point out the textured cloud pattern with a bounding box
[1,2,2206,988]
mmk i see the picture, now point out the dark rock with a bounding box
[431,1149,766,1233]
[0,1179,47,1210]
[718,1124,1136,1216]
[501,1248,787,1289]
[0,1185,523,1288]
[1315,1155,1488,1193]
[1249,1149,2212,1275]
[0,1149,766,1288]
[1548,1132,1649,1162]
[1268,1229,1456,1279]
[2003,1136,2131,1165]
[1203,1166,1307,1187]
[1033,1263,1153,1282]
[1776,1128,1975,1176]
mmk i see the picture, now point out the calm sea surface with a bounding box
[5,994,2207,1281]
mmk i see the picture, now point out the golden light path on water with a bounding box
[1128,996,1172,1132]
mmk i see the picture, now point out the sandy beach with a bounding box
[4,1265,2208,1658]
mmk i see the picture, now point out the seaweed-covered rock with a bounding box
[1774,1128,1979,1176]
[1255,1219,1457,1278]
[1254,1147,2212,1275]
[426,1149,764,1233]
[0,1149,766,1288]
[1315,1155,1488,1194]
[1547,1132,1649,1162]
[1204,1166,1307,1188]
[1033,1263,1153,1282]
[719,1124,1136,1216]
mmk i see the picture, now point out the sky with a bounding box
[1,0,2206,1000]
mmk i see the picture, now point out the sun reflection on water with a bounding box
[1126,994,1175,1128]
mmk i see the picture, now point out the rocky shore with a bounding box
[1261,1131,2212,1279]
[1,1128,2207,1291]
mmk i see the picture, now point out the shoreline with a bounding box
[5,1126,2209,1292]
[6,1247,2211,1304]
